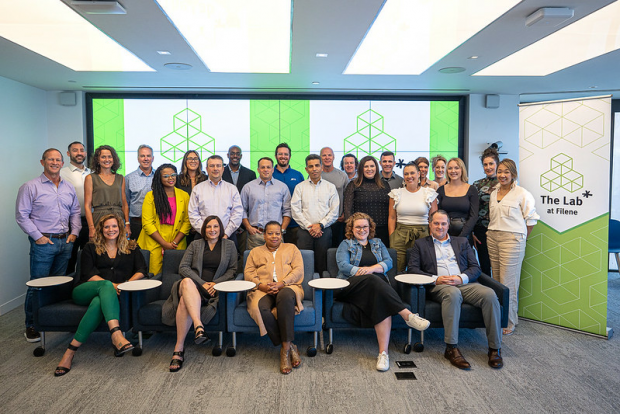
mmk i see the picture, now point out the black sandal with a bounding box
[169,351,185,373]
[110,326,134,356]
[54,343,79,377]
[194,325,208,344]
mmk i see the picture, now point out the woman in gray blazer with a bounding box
[162,215,237,372]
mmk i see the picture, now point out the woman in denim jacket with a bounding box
[335,212,430,372]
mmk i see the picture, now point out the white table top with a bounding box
[308,278,350,290]
[117,279,162,291]
[26,276,73,287]
[395,274,436,285]
[214,280,256,293]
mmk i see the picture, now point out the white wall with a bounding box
[46,91,86,152]
[0,77,48,315]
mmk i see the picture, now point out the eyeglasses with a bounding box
[187,157,199,161]
[229,152,241,156]
[163,173,178,179]
[354,225,369,231]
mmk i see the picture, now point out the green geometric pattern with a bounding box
[429,101,459,179]
[249,100,310,173]
[343,109,396,159]
[523,100,606,150]
[520,214,608,336]
[93,99,126,175]
[160,109,215,163]
[540,153,583,193]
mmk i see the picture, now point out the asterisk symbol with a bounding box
[396,158,405,169]
[582,190,592,198]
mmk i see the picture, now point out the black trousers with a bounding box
[258,288,296,346]
[330,220,345,248]
[129,217,142,241]
[66,216,89,274]
[283,226,299,245]
[473,225,491,275]
[296,227,331,274]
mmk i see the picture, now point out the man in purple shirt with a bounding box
[16,148,81,342]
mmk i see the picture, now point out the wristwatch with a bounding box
[319,223,324,230]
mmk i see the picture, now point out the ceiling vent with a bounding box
[70,1,126,15]
[526,7,573,27]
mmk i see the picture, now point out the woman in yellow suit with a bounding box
[138,164,192,275]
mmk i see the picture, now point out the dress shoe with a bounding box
[280,347,292,375]
[290,344,302,368]
[488,348,503,369]
[444,347,471,370]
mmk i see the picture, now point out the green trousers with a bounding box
[72,280,120,343]
[389,223,429,273]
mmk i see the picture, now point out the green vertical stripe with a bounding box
[429,101,459,179]
[93,99,126,175]
[250,100,310,173]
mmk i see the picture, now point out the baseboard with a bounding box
[0,294,24,316]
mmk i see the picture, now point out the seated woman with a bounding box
[137,163,192,275]
[54,214,147,376]
[336,212,430,372]
[163,215,237,372]
[245,221,305,375]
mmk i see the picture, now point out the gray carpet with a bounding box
[1,273,619,414]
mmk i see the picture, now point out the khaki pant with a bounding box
[389,222,429,273]
[487,230,527,330]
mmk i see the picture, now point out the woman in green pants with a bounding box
[54,214,147,376]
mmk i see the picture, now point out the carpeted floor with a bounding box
[1,273,619,414]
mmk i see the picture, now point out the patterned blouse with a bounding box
[472,176,498,228]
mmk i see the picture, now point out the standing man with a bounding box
[291,154,339,274]
[222,145,257,193]
[60,141,91,274]
[380,151,403,190]
[240,157,291,250]
[125,144,155,240]
[272,142,305,245]
[16,148,81,342]
[341,153,358,181]
[188,154,243,244]
[408,210,503,370]
[320,147,349,248]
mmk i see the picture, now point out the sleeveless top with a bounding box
[91,173,123,225]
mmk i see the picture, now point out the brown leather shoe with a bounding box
[488,348,503,369]
[290,344,301,368]
[280,347,292,374]
[444,347,471,370]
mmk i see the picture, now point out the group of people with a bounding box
[16,140,538,376]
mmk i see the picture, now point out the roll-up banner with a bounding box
[518,95,611,337]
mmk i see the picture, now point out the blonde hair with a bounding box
[93,214,129,255]
[447,157,469,183]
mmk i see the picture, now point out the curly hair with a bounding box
[90,145,121,174]
[344,212,376,240]
[93,214,129,255]
[353,156,384,188]
[152,164,177,223]
[178,150,207,188]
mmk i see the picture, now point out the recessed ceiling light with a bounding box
[164,63,193,70]
[474,2,620,76]
[438,67,466,74]
[312,81,320,85]
[71,1,127,15]
[0,0,153,72]
[468,56,479,59]
[589,86,598,89]
[156,0,292,73]
[316,53,328,58]
[157,50,171,55]
[344,0,520,75]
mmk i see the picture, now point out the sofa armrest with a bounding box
[478,273,509,328]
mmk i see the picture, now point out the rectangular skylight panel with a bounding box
[156,0,292,73]
[344,0,520,75]
[474,2,620,76]
[0,0,154,72]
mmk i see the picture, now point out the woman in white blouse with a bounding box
[388,162,438,273]
[487,159,539,336]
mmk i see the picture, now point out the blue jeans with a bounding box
[25,236,73,328]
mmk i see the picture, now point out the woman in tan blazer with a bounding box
[245,221,304,374]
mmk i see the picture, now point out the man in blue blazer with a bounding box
[408,210,503,370]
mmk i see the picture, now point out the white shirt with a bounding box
[188,179,243,237]
[389,187,437,225]
[291,178,339,230]
[432,235,469,285]
[488,184,539,235]
[60,163,91,216]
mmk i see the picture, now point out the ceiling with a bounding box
[0,0,618,101]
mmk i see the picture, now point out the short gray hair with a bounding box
[137,144,153,157]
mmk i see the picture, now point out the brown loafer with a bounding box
[488,348,503,369]
[290,344,301,368]
[444,347,471,370]
[280,347,292,374]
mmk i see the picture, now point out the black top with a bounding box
[201,240,222,282]
[343,178,391,226]
[79,242,147,285]
[436,185,479,238]
[358,242,378,267]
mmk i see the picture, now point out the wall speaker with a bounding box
[485,94,500,109]
[59,92,77,106]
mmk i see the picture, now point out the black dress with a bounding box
[343,178,391,246]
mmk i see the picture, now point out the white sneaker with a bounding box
[376,351,389,371]
[406,313,430,331]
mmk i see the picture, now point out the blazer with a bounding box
[407,235,481,284]
[161,238,237,326]
[244,243,304,336]
[222,164,257,193]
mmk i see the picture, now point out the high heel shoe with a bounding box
[290,343,301,368]
[110,326,134,356]
[280,347,292,375]
[54,343,79,377]
[194,325,208,345]
[169,351,185,373]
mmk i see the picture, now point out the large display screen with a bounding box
[86,95,463,176]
